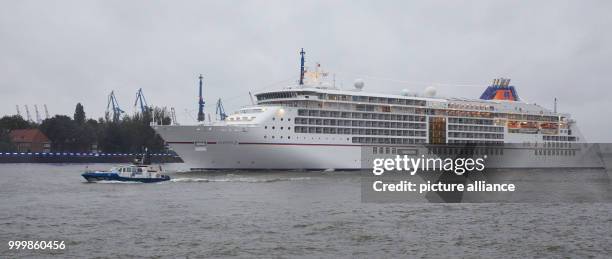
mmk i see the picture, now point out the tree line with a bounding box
[0,103,172,153]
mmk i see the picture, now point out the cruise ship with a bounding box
[153,50,605,170]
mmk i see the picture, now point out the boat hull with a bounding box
[81,172,170,183]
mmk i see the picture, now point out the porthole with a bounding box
[281,118,284,121]
[288,136,291,139]
[280,136,283,139]
[272,117,275,121]
[281,127,284,130]
[272,126,275,129]
[265,126,268,129]
[288,118,291,121]
[288,127,291,130]
[264,135,267,138]
[272,136,275,139]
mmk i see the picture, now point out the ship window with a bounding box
[288,127,291,130]
[373,147,377,154]
[272,126,275,129]
[265,126,268,129]
[281,118,284,121]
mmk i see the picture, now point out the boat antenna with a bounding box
[299,48,305,85]
[554,97,557,113]
[197,74,205,122]
[333,73,336,89]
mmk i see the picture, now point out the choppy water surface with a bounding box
[1,164,611,258]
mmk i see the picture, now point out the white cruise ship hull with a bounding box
[154,124,605,171]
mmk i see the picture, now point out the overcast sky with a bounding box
[1,0,611,141]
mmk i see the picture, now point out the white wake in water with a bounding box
[90,180,143,184]
[170,177,311,183]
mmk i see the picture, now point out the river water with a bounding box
[1,164,611,258]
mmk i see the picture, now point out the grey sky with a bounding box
[1,0,611,141]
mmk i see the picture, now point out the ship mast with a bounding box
[197,74,205,122]
[299,48,305,86]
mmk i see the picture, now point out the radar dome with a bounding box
[424,86,437,97]
[354,79,365,90]
[401,89,411,96]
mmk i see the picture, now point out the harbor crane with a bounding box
[215,98,227,120]
[134,88,149,114]
[106,91,125,122]
[34,105,41,123]
[44,104,50,119]
[24,105,32,122]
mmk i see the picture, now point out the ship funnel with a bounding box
[480,77,519,101]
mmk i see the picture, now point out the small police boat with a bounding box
[82,165,170,183]
[82,151,170,183]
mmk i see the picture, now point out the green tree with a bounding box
[74,103,85,124]
[0,115,32,130]
[0,103,171,153]
[39,115,77,152]
[153,107,172,125]
[0,129,16,152]
[99,122,124,152]
[0,115,30,152]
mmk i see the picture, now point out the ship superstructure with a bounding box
[153,50,602,170]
